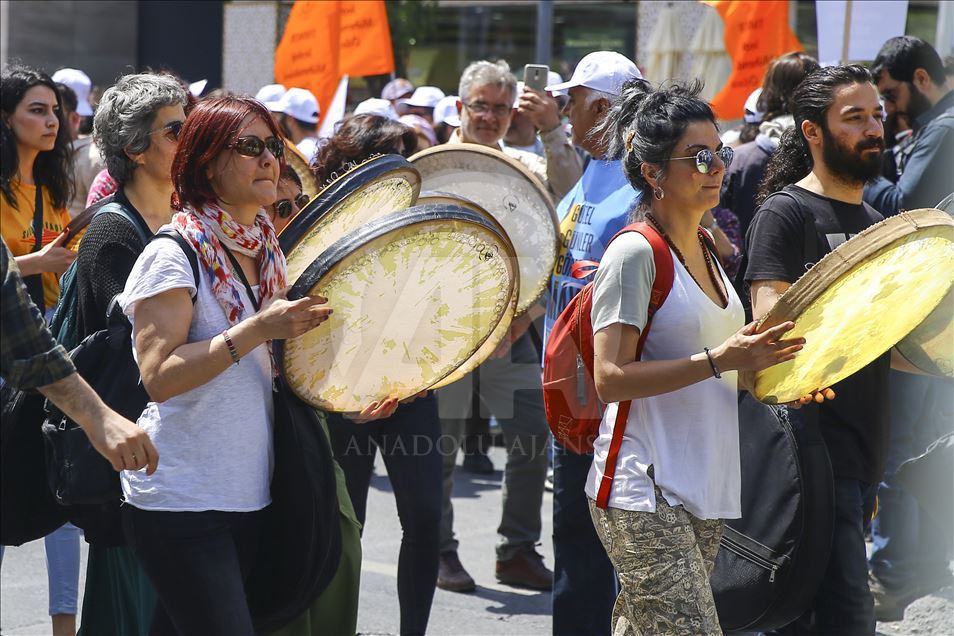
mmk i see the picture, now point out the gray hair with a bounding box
[93,73,187,185]
[458,60,517,104]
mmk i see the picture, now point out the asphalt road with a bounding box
[2,446,949,635]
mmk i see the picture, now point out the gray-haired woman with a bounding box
[71,71,187,636]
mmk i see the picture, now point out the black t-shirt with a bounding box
[745,185,890,484]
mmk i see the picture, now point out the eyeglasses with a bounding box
[149,120,184,142]
[462,101,512,118]
[229,135,284,159]
[273,193,310,219]
[669,146,734,174]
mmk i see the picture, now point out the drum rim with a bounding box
[408,143,559,314]
[279,153,421,253]
[277,203,518,409]
[283,137,321,200]
[755,208,953,401]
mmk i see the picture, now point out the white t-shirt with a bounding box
[585,231,745,520]
[119,233,274,512]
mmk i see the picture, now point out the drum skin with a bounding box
[896,201,954,377]
[754,209,954,403]
[410,144,558,315]
[416,191,519,389]
[279,154,422,284]
[277,204,517,412]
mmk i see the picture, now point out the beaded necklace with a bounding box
[645,213,728,308]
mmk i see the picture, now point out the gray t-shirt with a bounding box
[119,232,274,512]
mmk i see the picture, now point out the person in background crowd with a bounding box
[117,95,332,634]
[398,86,445,124]
[863,36,954,622]
[718,88,763,148]
[311,114,416,184]
[450,59,581,201]
[353,97,400,120]
[256,83,287,130]
[589,78,801,636]
[266,164,307,234]
[504,82,544,157]
[1,64,80,636]
[382,77,414,113]
[720,51,819,235]
[70,72,188,636]
[53,67,104,218]
[945,55,954,90]
[864,36,954,215]
[541,50,642,636]
[399,113,437,150]
[314,115,446,636]
[436,59,560,595]
[276,87,321,163]
[432,95,460,144]
[749,64,932,635]
[85,166,119,208]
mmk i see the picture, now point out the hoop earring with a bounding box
[653,186,665,201]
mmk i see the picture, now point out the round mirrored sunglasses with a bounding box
[669,146,734,174]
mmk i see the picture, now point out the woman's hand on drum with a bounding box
[252,287,332,340]
[712,320,805,373]
[785,387,837,409]
[345,397,400,424]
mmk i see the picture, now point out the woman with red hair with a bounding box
[115,95,355,634]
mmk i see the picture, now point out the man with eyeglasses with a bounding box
[436,59,573,594]
[448,60,581,202]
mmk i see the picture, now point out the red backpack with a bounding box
[542,222,676,508]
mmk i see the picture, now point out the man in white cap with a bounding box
[398,86,445,123]
[432,95,460,144]
[542,50,643,636]
[52,68,105,218]
[276,87,321,162]
[381,77,414,105]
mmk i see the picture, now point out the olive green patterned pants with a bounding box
[588,489,724,636]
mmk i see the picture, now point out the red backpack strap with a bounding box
[595,222,674,509]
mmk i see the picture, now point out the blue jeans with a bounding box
[870,371,954,592]
[812,479,878,635]
[552,442,617,636]
[326,394,442,636]
[0,522,81,616]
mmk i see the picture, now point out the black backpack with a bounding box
[711,395,835,632]
[712,192,835,632]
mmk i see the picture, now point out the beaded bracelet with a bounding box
[703,347,721,379]
[223,329,241,364]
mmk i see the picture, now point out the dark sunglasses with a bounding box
[273,193,310,218]
[229,135,284,159]
[149,120,184,142]
[669,146,734,174]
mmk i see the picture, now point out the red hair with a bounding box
[171,95,286,210]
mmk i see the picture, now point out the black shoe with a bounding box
[437,551,476,593]
[462,451,494,475]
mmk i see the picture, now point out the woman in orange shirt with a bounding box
[1,64,76,315]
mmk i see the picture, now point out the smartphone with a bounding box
[524,64,549,92]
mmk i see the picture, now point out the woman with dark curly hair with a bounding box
[0,63,81,636]
[587,80,808,635]
[1,64,76,314]
[311,113,416,184]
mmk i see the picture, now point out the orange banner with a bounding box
[703,0,802,120]
[274,0,395,126]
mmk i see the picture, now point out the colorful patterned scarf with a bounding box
[172,202,287,374]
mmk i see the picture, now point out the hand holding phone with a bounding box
[523,64,549,92]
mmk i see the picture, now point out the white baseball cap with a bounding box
[255,83,286,111]
[547,71,568,98]
[381,78,414,101]
[546,51,642,97]
[743,88,764,124]
[399,86,445,109]
[433,95,460,127]
[52,68,93,116]
[354,98,399,120]
[278,87,320,124]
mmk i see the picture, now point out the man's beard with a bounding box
[904,83,934,121]
[821,127,885,185]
